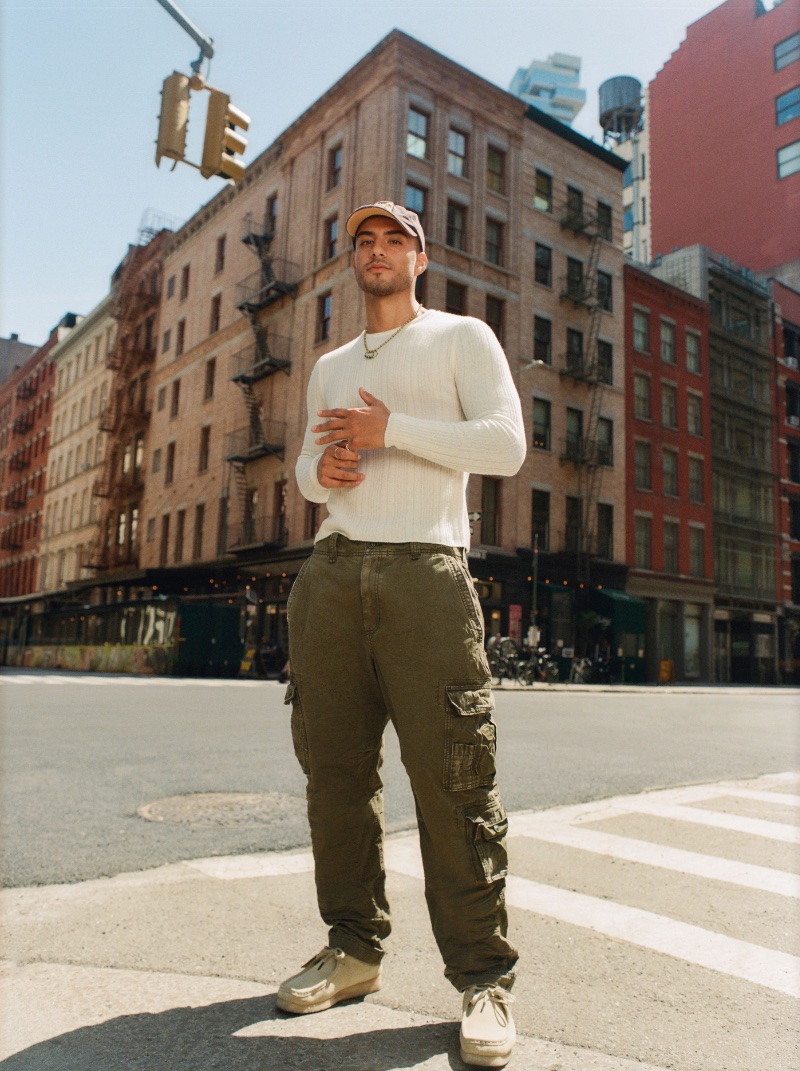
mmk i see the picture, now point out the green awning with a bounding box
[591,588,647,634]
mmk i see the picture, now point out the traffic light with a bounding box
[155,72,190,167]
[201,88,250,182]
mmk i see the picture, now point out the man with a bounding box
[279,200,525,1067]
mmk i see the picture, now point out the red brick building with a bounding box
[624,263,714,681]
[649,0,800,288]
[772,277,800,680]
[0,315,78,596]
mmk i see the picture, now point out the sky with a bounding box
[2,0,723,347]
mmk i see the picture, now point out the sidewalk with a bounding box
[1,834,672,1071]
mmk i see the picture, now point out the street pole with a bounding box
[530,533,539,647]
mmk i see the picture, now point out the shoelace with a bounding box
[467,985,516,1019]
[304,947,345,972]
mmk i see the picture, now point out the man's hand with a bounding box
[313,388,390,451]
[317,442,364,490]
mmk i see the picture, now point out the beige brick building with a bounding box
[40,297,115,592]
[137,31,627,660]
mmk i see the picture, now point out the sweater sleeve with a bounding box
[383,318,526,476]
[295,361,331,504]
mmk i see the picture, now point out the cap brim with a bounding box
[345,206,416,240]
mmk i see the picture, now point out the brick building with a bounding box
[128,30,628,665]
[0,314,78,597]
[649,0,800,288]
[624,263,714,682]
[772,277,800,681]
[40,295,115,593]
[654,246,779,683]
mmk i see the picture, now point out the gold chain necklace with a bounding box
[363,306,424,359]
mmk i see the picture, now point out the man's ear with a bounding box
[415,252,428,276]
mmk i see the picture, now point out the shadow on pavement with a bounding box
[0,994,465,1070]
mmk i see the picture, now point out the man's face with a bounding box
[351,215,427,298]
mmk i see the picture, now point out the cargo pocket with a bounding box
[284,677,310,775]
[443,683,496,792]
[463,793,509,883]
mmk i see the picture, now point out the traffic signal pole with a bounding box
[153,0,214,75]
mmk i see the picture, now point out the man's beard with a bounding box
[355,265,414,297]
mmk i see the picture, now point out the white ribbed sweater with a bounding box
[295,309,526,547]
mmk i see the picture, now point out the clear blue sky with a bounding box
[3,0,721,346]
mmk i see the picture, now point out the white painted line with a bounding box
[717,788,800,808]
[185,852,315,879]
[511,821,800,897]
[628,802,800,843]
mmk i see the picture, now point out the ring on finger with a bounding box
[333,446,342,460]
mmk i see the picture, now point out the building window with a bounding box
[447,129,467,176]
[596,503,613,559]
[159,514,170,566]
[661,382,678,428]
[687,393,702,436]
[166,275,176,299]
[157,386,166,412]
[534,243,552,286]
[174,509,185,563]
[162,329,171,353]
[446,201,466,250]
[204,358,216,401]
[689,457,704,503]
[597,271,613,312]
[198,425,210,473]
[565,257,584,301]
[317,293,332,341]
[689,527,705,577]
[324,216,338,260]
[151,448,161,474]
[217,495,229,555]
[566,407,583,458]
[485,218,503,265]
[485,296,504,342]
[597,339,613,385]
[146,517,156,542]
[596,418,613,466]
[789,498,800,539]
[407,107,428,158]
[663,520,679,573]
[486,146,505,194]
[327,145,342,189]
[532,398,551,450]
[663,448,678,496]
[175,319,186,357]
[566,328,583,373]
[534,169,552,212]
[165,442,175,485]
[778,140,800,179]
[635,441,651,490]
[686,331,701,373]
[180,264,190,301]
[267,194,278,233]
[215,235,226,274]
[635,516,652,569]
[777,86,800,126]
[597,201,612,240]
[406,183,426,226]
[565,496,582,553]
[565,185,584,228]
[533,316,552,364]
[445,281,466,315]
[481,477,501,544]
[661,320,676,364]
[193,503,205,559]
[531,489,550,551]
[633,309,650,352]
[170,379,180,418]
[305,501,320,541]
[209,294,221,335]
[775,32,800,71]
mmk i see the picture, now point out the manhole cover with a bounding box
[137,792,306,828]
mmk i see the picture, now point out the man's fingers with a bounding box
[316,408,350,418]
[358,387,380,405]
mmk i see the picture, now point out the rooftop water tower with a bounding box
[599,76,643,144]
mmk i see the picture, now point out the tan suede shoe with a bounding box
[460,984,516,1067]
[276,947,381,1014]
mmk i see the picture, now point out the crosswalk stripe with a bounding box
[624,802,800,843]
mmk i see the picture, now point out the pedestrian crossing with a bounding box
[187,772,800,1001]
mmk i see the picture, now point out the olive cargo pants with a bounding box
[285,533,518,992]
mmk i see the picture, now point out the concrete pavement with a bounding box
[2,772,798,1070]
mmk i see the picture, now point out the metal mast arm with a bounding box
[154,0,214,72]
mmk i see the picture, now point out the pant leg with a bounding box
[369,547,519,992]
[286,546,390,965]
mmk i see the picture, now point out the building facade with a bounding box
[0,334,39,387]
[40,296,115,593]
[509,53,587,125]
[624,263,714,682]
[649,0,800,288]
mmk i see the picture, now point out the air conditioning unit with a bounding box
[788,415,800,427]
[787,357,799,370]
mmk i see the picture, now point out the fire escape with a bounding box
[225,211,299,551]
[557,192,610,583]
[85,252,158,571]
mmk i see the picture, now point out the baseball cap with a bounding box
[346,201,425,253]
